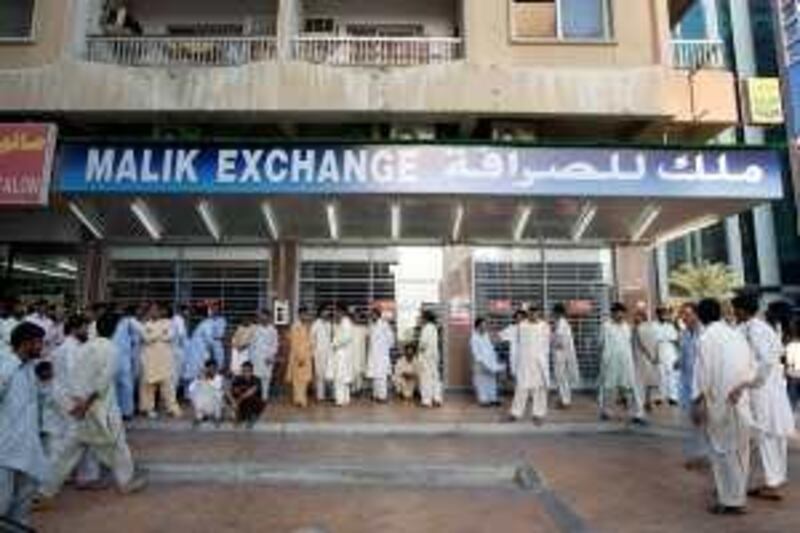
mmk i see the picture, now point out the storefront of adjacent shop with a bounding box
[5,138,784,388]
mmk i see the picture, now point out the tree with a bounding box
[668,261,741,301]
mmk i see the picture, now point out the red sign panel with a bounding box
[0,123,57,207]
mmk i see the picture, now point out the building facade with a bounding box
[0,0,785,388]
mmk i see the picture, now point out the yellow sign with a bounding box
[746,78,784,125]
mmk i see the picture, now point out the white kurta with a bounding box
[366,319,395,380]
[634,321,661,391]
[693,321,756,508]
[418,322,443,406]
[250,324,279,400]
[332,317,355,405]
[552,318,580,404]
[499,323,520,377]
[189,374,224,420]
[742,318,796,489]
[311,319,333,382]
[510,321,551,419]
[471,331,502,405]
[599,321,637,391]
[350,324,369,385]
[656,321,680,401]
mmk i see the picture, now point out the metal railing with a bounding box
[671,39,727,70]
[292,36,463,66]
[86,36,278,67]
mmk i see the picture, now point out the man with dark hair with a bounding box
[471,317,503,407]
[228,361,265,428]
[731,294,795,501]
[678,302,707,470]
[499,309,527,381]
[367,308,395,403]
[598,303,646,424]
[693,298,756,514]
[310,304,334,402]
[44,312,145,500]
[250,310,279,402]
[418,309,443,407]
[0,322,47,527]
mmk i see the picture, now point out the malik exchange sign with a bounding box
[57,143,784,200]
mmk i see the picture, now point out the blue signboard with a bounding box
[56,143,784,200]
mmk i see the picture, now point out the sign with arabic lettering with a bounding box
[57,143,783,199]
[0,124,57,206]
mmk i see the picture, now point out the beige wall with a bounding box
[0,0,75,69]
[0,0,738,127]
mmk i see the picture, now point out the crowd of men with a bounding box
[1,292,798,526]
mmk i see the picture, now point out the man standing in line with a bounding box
[692,298,756,515]
[508,306,551,424]
[470,317,504,407]
[44,312,146,500]
[731,294,795,501]
[250,310,279,402]
[0,323,47,528]
[185,305,215,384]
[170,305,190,396]
[310,305,333,402]
[633,308,662,411]
[551,303,580,409]
[286,307,314,407]
[209,302,227,371]
[417,310,443,408]
[366,308,395,403]
[677,302,707,470]
[230,316,256,377]
[139,303,181,419]
[0,301,23,355]
[350,312,369,397]
[499,310,526,381]
[598,303,646,424]
[656,306,681,406]
[331,306,355,407]
[111,305,141,421]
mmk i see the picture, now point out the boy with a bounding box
[227,362,264,428]
[189,360,225,426]
[393,344,419,402]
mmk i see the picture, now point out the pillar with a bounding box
[728,0,781,288]
[701,0,720,40]
[655,244,669,303]
[614,245,657,311]
[440,245,473,389]
[277,0,301,61]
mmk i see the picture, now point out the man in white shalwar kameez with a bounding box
[633,310,662,410]
[499,310,526,380]
[189,360,224,425]
[508,307,550,423]
[551,304,581,408]
[350,315,369,395]
[366,309,395,402]
[693,298,756,514]
[310,307,334,402]
[471,317,504,406]
[417,310,443,408]
[598,303,646,424]
[656,307,681,405]
[250,311,279,402]
[732,294,796,500]
[44,313,145,499]
[331,307,355,406]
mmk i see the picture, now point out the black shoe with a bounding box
[708,504,747,515]
[631,417,648,426]
[599,412,611,421]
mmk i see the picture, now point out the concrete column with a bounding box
[701,0,720,40]
[614,245,656,311]
[725,216,746,281]
[277,0,300,61]
[655,244,669,303]
[728,0,781,288]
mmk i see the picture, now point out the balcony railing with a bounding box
[671,39,727,70]
[292,36,463,66]
[86,36,278,67]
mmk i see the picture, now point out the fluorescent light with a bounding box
[14,261,76,281]
[631,204,662,242]
[130,198,162,241]
[326,203,339,240]
[67,201,103,240]
[655,215,720,245]
[571,203,598,242]
[261,202,280,240]
[451,204,465,242]
[56,261,78,273]
[196,200,221,242]
[513,205,533,242]
[391,202,401,241]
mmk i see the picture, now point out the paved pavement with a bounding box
[31,394,800,533]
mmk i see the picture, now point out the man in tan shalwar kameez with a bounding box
[286,307,314,407]
[139,303,180,418]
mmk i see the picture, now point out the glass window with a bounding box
[0,0,35,39]
[511,0,612,41]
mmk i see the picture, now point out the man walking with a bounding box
[552,303,580,408]
[366,308,395,403]
[250,310,279,402]
[508,306,551,424]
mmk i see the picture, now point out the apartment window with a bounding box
[510,0,612,41]
[0,0,36,40]
[304,18,336,34]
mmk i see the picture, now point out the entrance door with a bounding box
[472,248,612,385]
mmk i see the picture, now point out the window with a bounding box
[303,18,336,34]
[0,0,36,40]
[510,0,613,41]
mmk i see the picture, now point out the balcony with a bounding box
[292,36,463,66]
[85,35,278,67]
[671,39,727,70]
